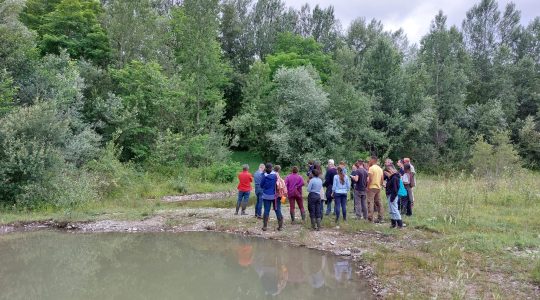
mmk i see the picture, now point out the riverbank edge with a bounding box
[0,217,386,299]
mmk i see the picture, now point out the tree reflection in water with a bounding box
[0,231,374,300]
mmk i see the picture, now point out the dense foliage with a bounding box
[0,0,539,208]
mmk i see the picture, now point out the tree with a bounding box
[518,116,540,167]
[0,69,17,115]
[220,0,254,73]
[361,38,405,132]
[229,61,274,154]
[0,0,39,80]
[419,11,469,124]
[265,32,332,81]
[110,61,181,161]
[37,0,111,65]
[462,0,500,105]
[250,0,286,60]
[267,67,340,164]
[171,0,230,133]
[103,0,172,68]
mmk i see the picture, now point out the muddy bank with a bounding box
[0,208,386,299]
[161,191,236,202]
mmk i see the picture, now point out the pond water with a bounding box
[0,231,374,300]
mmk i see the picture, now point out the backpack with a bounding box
[398,179,408,197]
[276,174,288,198]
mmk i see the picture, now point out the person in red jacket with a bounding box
[236,164,253,215]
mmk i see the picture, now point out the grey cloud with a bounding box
[284,0,539,43]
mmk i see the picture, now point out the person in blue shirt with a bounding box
[253,164,266,219]
[332,166,351,225]
[259,163,284,231]
[307,169,323,230]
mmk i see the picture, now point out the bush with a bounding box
[470,131,521,178]
[205,163,237,183]
[85,140,134,197]
[169,175,187,194]
[532,260,540,284]
[0,101,100,207]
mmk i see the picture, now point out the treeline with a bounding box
[0,0,539,207]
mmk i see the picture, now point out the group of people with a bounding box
[235,156,416,231]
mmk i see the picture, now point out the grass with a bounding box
[231,151,264,172]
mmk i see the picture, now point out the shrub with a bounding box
[169,175,187,194]
[0,101,100,207]
[206,162,237,183]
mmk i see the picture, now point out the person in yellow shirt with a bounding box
[367,156,384,223]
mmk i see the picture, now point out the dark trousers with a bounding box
[308,192,322,219]
[334,193,347,221]
[325,186,333,214]
[399,196,413,216]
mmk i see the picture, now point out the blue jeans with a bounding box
[387,195,401,220]
[237,191,250,205]
[263,199,283,218]
[255,189,263,217]
[334,193,347,221]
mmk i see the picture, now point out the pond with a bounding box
[0,231,374,300]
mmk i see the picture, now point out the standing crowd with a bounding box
[235,157,416,231]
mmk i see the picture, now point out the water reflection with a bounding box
[0,231,374,300]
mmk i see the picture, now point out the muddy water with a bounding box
[0,231,374,300]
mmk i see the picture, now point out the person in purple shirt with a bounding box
[285,166,305,224]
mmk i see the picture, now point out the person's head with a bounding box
[352,164,357,171]
[369,156,378,166]
[242,164,249,171]
[384,158,393,167]
[337,166,345,184]
[274,165,281,173]
[314,162,322,172]
[292,166,298,174]
[356,159,365,169]
[258,164,265,172]
[339,161,346,167]
[308,160,314,166]
[384,165,397,176]
[328,159,335,168]
[404,163,411,173]
[265,163,273,174]
[404,157,411,164]
[312,169,320,177]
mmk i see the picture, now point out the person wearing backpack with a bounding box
[260,163,284,231]
[285,166,305,224]
[384,165,403,228]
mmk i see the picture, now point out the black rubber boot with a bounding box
[277,216,284,231]
[262,216,268,231]
[310,217,316,230]
[301,211,306,222]
[390,219,396,228]
[235,203,240,215]
[397,219,403,228]
[316,218,321,231]
[290,212,295,224]
[241,203,247,215]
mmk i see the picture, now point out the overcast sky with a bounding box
[284,0,539,44]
